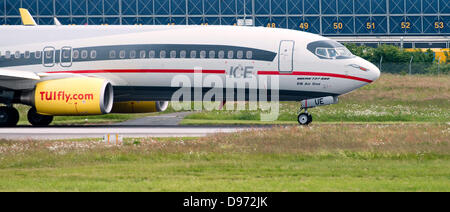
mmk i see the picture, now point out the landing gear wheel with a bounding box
[298,113,312,125]
[27,107,53,126]
[0,106,20,127]
[307,114,312,124]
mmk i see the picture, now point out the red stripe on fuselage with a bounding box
[257,71,373,83]
[46,69,371,83]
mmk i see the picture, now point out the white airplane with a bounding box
[0,9,379,127]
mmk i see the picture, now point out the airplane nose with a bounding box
[368,62,380,82]
[371,65,381,82]
[353,57,381,83]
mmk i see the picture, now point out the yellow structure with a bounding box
[112,101,161,113]
[34,77,112,115]
[19,8,37,26]
[405,48,448,63]
[434,49,449,63]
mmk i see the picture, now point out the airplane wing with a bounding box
[0,69,86,90]
[0,68,40,80]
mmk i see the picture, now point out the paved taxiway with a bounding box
[0,126,266,140]
[116,112,192,126]
[0,112,269,140]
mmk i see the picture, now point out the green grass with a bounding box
[180,118,298,125]
[182,74,450,124]
[1,155,448,192]
[180,119,439,125]
[0,124,449,191]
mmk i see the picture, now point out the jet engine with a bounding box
[111,101,169,113]
[21,77,114,115]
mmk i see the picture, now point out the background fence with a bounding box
[346,43,449,75]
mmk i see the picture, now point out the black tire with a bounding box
[0,106,19,127]
[307,114,313,125]
[27,107,53,126]
[297,113,311,125]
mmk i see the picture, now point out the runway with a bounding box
[0,112,272,140]
[115,112,192,126]
[0,126,267,140]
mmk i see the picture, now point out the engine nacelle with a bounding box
[111,101,169,113]
[301,96,338,108]
[21,77,113,115]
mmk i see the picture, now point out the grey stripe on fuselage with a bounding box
[114,86,337,102]
[0,44,277,68]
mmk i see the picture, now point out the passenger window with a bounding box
[246,51,253,59]
[209,51,215,58]
[149,50,155,58]
[35,51,42,59]
[130,50,136,59]
[200,51,206,59]
[90,50,97,59]
[237,50,243,59]
[170,50,176,58]
[25,51,31,59]
[81,50,88,59]
[315,48,328,58]
[72,50,79,59]
[119,50,126,59]
[160,50,166,58]
[109,50,116,58]
[218,50,225,59]
[227,51,234,59]
[190,50,197,58]
[139,50,146,58]
[14,51,21,59]
[180,50,186,58]
[5,51,11,59]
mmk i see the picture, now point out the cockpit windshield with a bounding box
[307,40,355,59]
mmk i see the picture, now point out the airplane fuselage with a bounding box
[0,25,380,102]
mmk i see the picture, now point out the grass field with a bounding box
[182,74,450,124]
[0,74,448,191]
[0,123,448,191]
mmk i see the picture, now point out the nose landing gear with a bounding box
[297,108,312,125]
[296,96,339,125]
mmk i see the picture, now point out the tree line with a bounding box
[345,43,449,75]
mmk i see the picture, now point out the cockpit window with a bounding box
[336,47,353,57]
[327,49,337,58]
[316,48,328,57]
[307,40,355,59]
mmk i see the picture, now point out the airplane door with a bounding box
[43,46,55,67]
[278,40,295,73]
